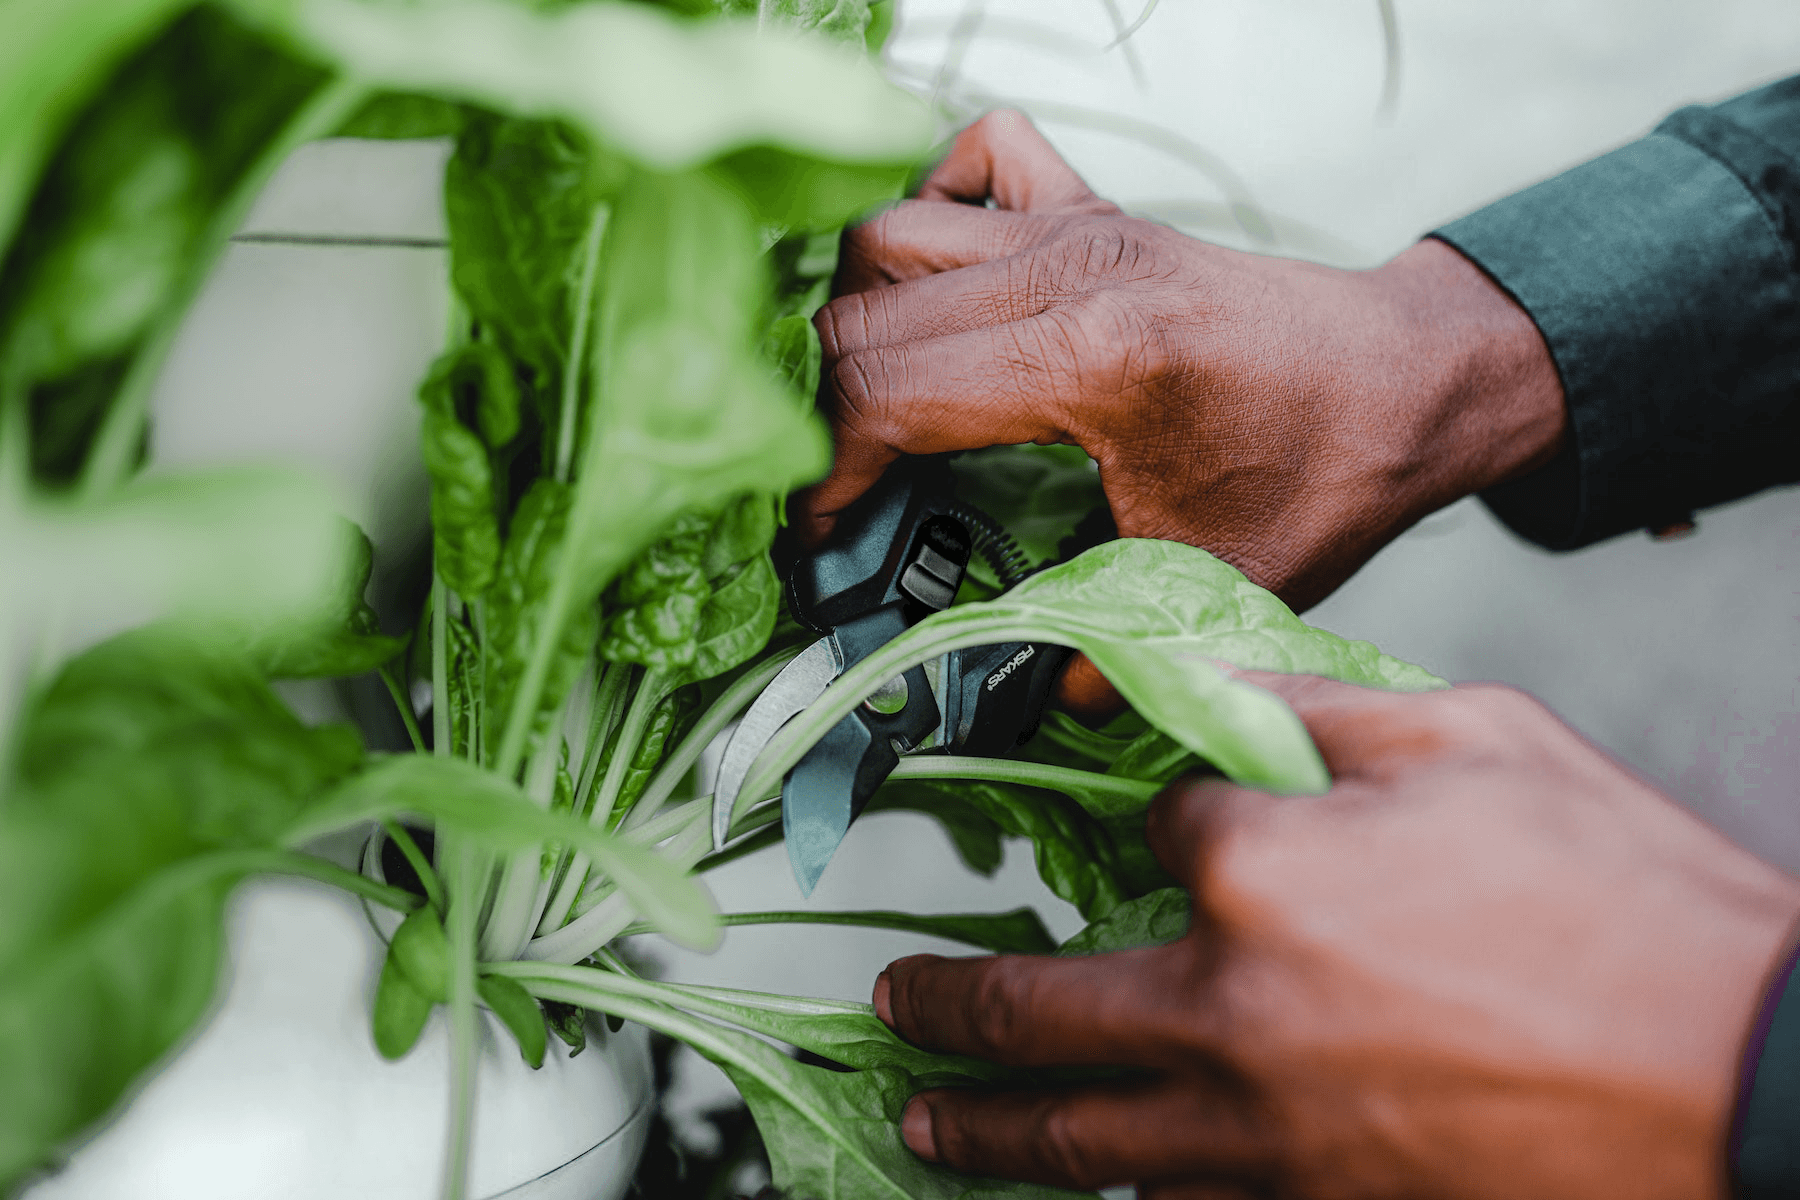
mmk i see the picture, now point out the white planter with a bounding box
[24,878,652,1200]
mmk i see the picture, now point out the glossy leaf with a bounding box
[372,938,434,1060]
[442,115,609,396]
[483,478,601,752]
[1058,888,1189,956]
[478,973,547,1069]
[388,904,451,1001]
[873,778,1131,922]
[948,443,1107,573]
[499,964,1092,1200]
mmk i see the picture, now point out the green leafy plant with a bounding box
[0,2,1436,1198]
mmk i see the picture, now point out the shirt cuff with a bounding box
[1431,123,1800,550]
[1734,928,1800,1197]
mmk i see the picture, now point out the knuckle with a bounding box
[1437,682,1547,740]
[827,352,885,429]
[1034,1104,1106,1187]
[1060,224,1136,278]
[967,962,1035,1056]
[813,297,850,358]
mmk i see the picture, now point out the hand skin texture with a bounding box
[872,673,1800,1199]
[795,110,1567,718]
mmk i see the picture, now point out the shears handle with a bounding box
[940,640,1074,758]
[787,460,970,634]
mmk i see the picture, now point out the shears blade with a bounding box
[711,637,838,851]
[780,715,871,897]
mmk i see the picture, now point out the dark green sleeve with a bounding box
[1734,939,1800,1198]
[1431,75,1800,550]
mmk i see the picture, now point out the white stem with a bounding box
[524,816,712,964]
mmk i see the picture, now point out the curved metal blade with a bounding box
[781,715,871,897]
[711,638,837,851]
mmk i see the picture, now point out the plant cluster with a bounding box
[0,2,1436,1198]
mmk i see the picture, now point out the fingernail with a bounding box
[872,972,893,1025]
[901,1097,938,1160]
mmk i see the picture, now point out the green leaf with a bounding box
[335,91,465,139]
[499,964,1092,1200]
[743,540,1445,807]
[388,904,451,1001]
[709,145,910,229]
[713,0,874,44]
[227,0,932,170]
[873,778,1130,922]
[763,311,822,401]
[541,998,587,1056]
[713,907,1058,955]
[442,115,610,396]
[178,518,403,679]
[483,478,600,751]
[287,754,721,951]
[372,938,435,1060]
[0,629,364,1188]
[0,0,194,260]
[478,973,547,1069]
[1104,726,1200,783]
[948,444,1106,575]
[1057,888,1189,957]
[1,466,353,697]
[488,167,828,775]
[0,5,331,483]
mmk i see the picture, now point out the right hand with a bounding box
[876,673,1800,1198]
[797,111,1569,616]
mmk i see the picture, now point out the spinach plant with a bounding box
[0,2,1438,1198]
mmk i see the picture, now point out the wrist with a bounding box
[1366,237,1568,505]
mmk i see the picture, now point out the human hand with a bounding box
[873,673,1800,1199]
[797,111,1567,615]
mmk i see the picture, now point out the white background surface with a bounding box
[141,0,1800,1186]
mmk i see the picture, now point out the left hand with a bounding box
[872,672,1800,1199]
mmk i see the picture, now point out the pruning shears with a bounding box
[709,460,1074,896]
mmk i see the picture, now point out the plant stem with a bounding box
[381,820,446,914]
[573,661,630,817]
[888,755,1159,816]
[523,812,711,964]
[256,849,424,913]
[77,75,370,499]
[599,667,664,829]
[626,644,800,833]
[432,578,451,760]
[692,821,783,875]
[554,203,608,485]
[441,840,482,1200]
[536,667,663,934]
[493,965,915,1200]
[481,713,566,959]
[622,908,1038,953]
[379,664,427,754]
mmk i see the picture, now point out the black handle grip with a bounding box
[940,640,1074,759]
[787,461,971,634]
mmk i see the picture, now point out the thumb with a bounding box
[1219,669,1452,782]
[919,110,1117,215]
